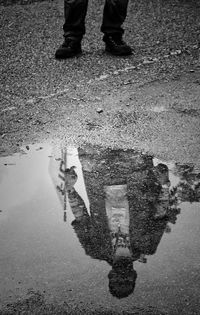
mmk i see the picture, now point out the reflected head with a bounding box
[108,267,137,299]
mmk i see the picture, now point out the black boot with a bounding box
[55,37,82,59]
[103,34,132,56]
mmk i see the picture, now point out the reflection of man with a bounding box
[108,256,137,298]
[154,163,171,219]
[69,185,137,298]
[63,146,179,298]
[172,164,200,203]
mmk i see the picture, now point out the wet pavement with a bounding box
[0,143,200,314]
[1,0,200,313]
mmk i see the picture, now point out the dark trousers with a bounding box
[63,0,129,39]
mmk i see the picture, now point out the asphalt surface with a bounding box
[0,0,200,313]
[0,0,200,163]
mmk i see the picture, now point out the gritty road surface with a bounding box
[0,0,200,314]
[0,0,200,163]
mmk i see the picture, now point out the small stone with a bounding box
[143,59,153,64]
[97,108,103,113]
[26,98,35,104]
[98,74,108,80]
[170,51,177,56]
[190,69,195,73]
[176,49,182,55]
[71,97,80,101]
[26,145,30,150]
[124,66,136,71]
[123,79,133,85]
[94,96,101,101]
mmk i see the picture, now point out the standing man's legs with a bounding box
[55,0,132,59]
[101,0,132,55]
[101,0,129,36]
[55,0,88,59]
[63,0,88,39]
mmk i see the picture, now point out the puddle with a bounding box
[0,144,200,314]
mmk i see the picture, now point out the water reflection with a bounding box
[1,144,200,312]
[171,164,200,203]
[54,145,196,299]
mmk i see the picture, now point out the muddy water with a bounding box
[0,144,200,314]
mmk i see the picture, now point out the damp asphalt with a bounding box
[0,0,200,314]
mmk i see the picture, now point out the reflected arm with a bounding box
[67,187,89,220]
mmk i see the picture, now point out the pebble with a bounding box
[143,59,154,64]
[97,74,109,81]
[97,108,103,113]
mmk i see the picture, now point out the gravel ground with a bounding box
[0,0,200,154]
[0,0,200,158]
